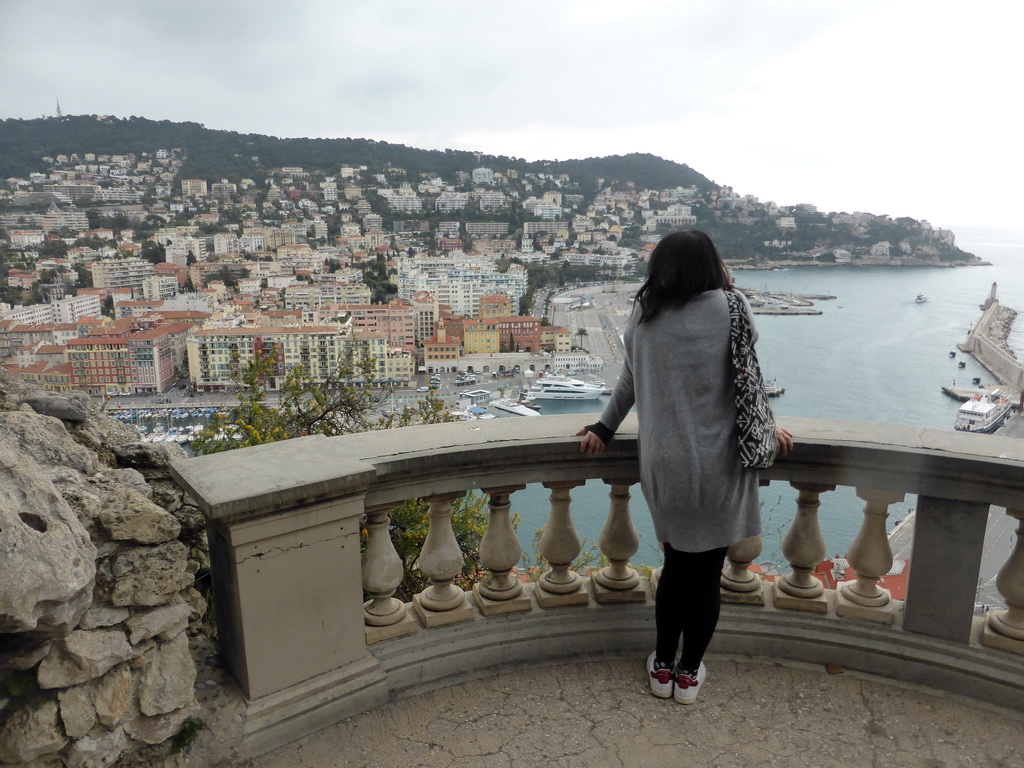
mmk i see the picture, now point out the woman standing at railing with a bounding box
[578,229,793,704]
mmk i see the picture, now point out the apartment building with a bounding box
[91,258,157,295]
[493,315,541,353]
[465,222,510,238]
[186,325,410,390]
[478,294,513,319]
[459,318,500,355]
[474,191,508,211]
[422,326,461,372]
[63,319,189,395]
[523,221,569,236]
[540,326,572,353]
[435,192,469,212]
[397,255,528,318]
[180,179,208,196]
[0,294,102,325]
[317,303,416,352]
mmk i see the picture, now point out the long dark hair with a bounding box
[633,229,732,324]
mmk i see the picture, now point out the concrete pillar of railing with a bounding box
[413,492,475,628]
[169,436,387,757]
[594,480,645,603]
[775,482,834,613]
[721,535,765,606]
[536,480,589,608]
[363,503,418,643]
[983,507,1024,654]
[904,495,988,643]
[837,488,905,624]
[474,485,532,616]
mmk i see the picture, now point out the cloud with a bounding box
[0,0,1020,226]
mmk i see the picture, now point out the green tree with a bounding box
[191,349,490,598]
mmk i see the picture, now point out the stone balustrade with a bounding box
[171,415,1024,758]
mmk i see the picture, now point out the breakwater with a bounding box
[961,288,1024,395]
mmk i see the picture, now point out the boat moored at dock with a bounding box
[954,389,1012,433]
[524,376,606,401]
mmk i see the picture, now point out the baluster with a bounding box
[721,479,772,605]
[983,508,1024,653]
[536,481,589,608]
[774,482,834,613]
[594,480,646,603]
[412,492,474,628]
[474,485,532,616]
[362,504,418,641]
[721,535,765,605]
[837,488,904,623]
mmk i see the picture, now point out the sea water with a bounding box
[511,226,1024,570]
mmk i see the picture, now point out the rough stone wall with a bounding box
[0,377,216,767]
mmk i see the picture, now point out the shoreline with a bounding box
[730,259,991,270]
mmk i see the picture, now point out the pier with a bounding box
[959,282,1024,403]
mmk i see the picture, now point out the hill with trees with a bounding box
[0,115,713,193]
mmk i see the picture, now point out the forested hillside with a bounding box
[0,115,713,193]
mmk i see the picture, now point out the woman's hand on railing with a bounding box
[776,425,794,457]
[576,427,606,455]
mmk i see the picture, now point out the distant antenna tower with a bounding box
[56,98,63,117]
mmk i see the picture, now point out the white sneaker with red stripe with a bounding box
[673,662,707,704]
[646,652,674,698]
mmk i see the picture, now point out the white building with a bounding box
[397,254,528,318]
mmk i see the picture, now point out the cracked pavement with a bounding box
[235,657,1023,768]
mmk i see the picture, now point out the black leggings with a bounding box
[655,543,729,671]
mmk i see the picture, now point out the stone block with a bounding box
[721,582,767,606]
[125,601,190,644]
[981,621,1024,655]
[471,583,534,617]
[835,585,897,624]
[412,593,476,628]
[95,665,134,728]
[365,609,419,644]
[38,630,133,689]
[533,579,591,609]
[58,681,98,738]
[137,633,197,716]
[0,696,67,764]
[106,540,191,607]
[592,578,648,604]
[772,580,830,614]
[25,391,90,423]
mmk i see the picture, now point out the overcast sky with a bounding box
[1,0,1018,229]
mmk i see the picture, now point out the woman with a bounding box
[577,229,793,704]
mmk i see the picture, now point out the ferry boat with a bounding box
[524,376,606,401]
[954,389,1012,433]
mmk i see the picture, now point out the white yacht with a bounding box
[954,390,1012,433]
[524,376,605,401]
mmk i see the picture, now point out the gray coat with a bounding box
[598,289,760,553]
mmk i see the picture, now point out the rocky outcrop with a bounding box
[0,376,215,767]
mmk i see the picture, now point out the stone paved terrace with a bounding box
[231,656,1023,768]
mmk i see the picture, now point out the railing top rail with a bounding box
[171,415,1024,526]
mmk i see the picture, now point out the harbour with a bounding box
[509,225,1024,593]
